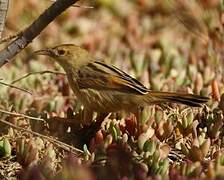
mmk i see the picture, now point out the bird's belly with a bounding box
[78,89,137,112]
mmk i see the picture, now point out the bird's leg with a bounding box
[82,109,94,126]
[82,109,108,126]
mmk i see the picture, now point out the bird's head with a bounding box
[33,44,93,70]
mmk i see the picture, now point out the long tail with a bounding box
[145,91,210,107]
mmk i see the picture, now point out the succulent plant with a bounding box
[16,138,39,168]
[0,137,11,157]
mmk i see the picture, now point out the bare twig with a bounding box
[11,70,65,84]
[0,0,79,67]
[0,30,23,44]
[70,4,94,9]
[0,118,83,154]
[0,80,32,94]
[49,0,94,9]
[0,108,45,122]
[0,0,9,39]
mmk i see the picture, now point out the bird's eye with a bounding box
[57,49,65,55]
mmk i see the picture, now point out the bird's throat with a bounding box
[65,68,81,96]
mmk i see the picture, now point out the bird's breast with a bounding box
[78,89,119,112]
[79,88,142,113]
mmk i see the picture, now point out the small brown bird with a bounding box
[34,44,209,115]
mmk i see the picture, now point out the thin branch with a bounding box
[0,118,83,154]
[11,70,65,84]
[0,108,45,122]
[49,0,94,9]
[0,80,32,94]
[70,4,94,9]
[0,0,9,39]
[0,30,23,44]
[0,0,79,67]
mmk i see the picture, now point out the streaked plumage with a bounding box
[34,44,210,113]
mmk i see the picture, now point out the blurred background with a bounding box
[0,0,223,179]
[0,0,222,113]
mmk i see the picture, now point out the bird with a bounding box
[33,44,209,120]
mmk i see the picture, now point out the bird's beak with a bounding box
[33,48,55,57]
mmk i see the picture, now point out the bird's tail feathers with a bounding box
[144,91,209,107]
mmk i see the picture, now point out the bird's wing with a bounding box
[76,61,149,95]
